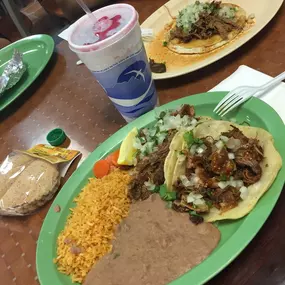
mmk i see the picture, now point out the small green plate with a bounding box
[37,92,285,285]
[0,34,54,111]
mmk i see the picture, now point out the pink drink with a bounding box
[69,4,157,122]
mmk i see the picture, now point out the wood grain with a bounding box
[0,0,285,284]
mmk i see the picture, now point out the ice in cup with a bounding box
[68,4,158,122]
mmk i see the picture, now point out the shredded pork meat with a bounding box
[170,2,243,43]
[172,125,264,218]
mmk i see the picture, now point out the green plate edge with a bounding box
[36,92,285,285]
[0,34,54,111]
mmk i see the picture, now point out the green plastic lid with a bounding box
[46,128,66,146]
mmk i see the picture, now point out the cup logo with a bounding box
[92,47,157,120]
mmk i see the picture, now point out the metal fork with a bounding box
[213,71,285,117]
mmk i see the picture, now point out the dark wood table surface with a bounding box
[1,1,285,284]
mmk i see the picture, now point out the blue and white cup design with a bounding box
[92,46,157,121]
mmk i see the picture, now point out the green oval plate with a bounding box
[37,92,285,285]
[0,34,54,111]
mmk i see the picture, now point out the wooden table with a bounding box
[1,1,285,284]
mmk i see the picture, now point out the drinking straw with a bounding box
[75,0,98,23]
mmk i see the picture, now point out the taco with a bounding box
[166,1,253,54]
[168,120,282,223]
[128,104,212,201]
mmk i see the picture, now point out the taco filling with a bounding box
[166,1,252,54]
[171,1,243,42]
[171,125,266,223]
[128,104,204,201]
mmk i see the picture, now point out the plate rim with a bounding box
[141,0,285,80]
[36,92,285,285]
[0,34,55,111]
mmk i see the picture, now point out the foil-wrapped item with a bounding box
[0,49,26,94]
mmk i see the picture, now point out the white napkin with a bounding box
[59,24,76,41]
[210,65,285,124]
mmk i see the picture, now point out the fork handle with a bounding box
[259,71,285,90]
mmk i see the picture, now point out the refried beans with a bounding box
[84,194,220,285]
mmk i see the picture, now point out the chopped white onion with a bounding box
[230,176,234,181]
[187,195,195,203]
[187,192,204,204]
[191,118,198,126]
[196,147,205,154]
[215,140,224,150]
[193,198,206,206]
[240,186,249,200]
[220,135,229,142]
[229,180,237,187]
[144,180,156,191]
[228,153,235,159]
[218,181,227,189]
[236,180,244,188]
[133,137,142,150]
[180,175,192,187]
[200,144,207,150]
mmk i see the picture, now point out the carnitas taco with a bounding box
[166,1,254,54]
[167,120,282,223]
[127,104,211,201]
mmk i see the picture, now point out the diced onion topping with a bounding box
[218,181,227,189]
[196,147,205,154]
[180,174,199,187]
[215,140,224,150]
[180,175,192,187]
[135,109,198,159]
[144,180,156,191]
[218,179,244,190]
[228,153,235,160]
[187,192,205,205]
[240,186,249,200]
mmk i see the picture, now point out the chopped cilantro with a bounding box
[162,41,168,47]
[219,174,228,181]
[159,184,167,198]
[159,185,177,201]
[183,131,195,147]
[151,185,160,193]
[207,190,213,197]
[189,210,200,217]
[194,138,203,144]
[205,200,212,207]
[183,131,203,148]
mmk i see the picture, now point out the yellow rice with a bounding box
[54,169,131,283]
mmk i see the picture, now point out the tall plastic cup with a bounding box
[68,4,158,122]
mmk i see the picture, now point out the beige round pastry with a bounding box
[0,158,60,215]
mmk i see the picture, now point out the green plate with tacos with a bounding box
[37,92,285,285]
